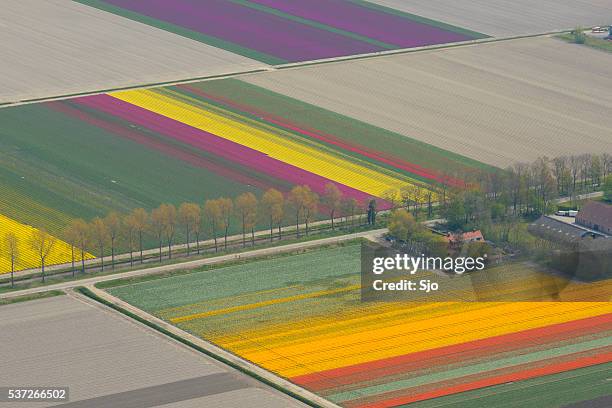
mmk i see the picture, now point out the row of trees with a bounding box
[2,229,58,287]
[441,153,611,232]
[1,184,378,284]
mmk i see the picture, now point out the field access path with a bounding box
[0,228,385,300]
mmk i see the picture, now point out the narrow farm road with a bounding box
[0,229,385,300]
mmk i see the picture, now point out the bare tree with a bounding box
[29,229,56,283]
[122,213,138,267]
[303,189,319,236]
[150,206,165,262]
[341,197,358,231]
[129,208,148,263]
[178,203,201,256]
[90,217,109,271]
[104,211,121,270]
[218,198,233,250]
[261,188,284,241]
[160,204,177,259]
[64,220,80,277]
[602,153,611,180]
[322,183,342,230]
[71,219,89,274]
[4,232,19,287]
[204,199,222,252]
[552,156,568,195]
[235,193,258,247]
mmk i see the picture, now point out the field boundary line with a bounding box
[0,31,570,110]
[79,285,340,408]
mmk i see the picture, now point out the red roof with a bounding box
[444,230,484,243]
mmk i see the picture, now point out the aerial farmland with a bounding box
[0,293,307,407]
[106,244,612,407]
[0,0,266,104]
[1,1,611,408]
[367,0,612,37]
[244,36,612,167]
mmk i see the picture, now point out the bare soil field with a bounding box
[367,0,612,37]
[244,37,612,167]
[0,294,305,408]
[0,0,265,104]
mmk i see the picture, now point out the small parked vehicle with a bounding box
[591,26,609,33]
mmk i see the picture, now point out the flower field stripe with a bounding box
[0,213,93,273]
[178,84,462,187]
[98,0,383,62]
[290,313,612,391]
[159,284,304,317]
[347,352,612,408]
[328,339,612,403]
[52,99,280,193]
[163,87,424,191]
[108,245,612,407]
[346,0,489,40]
[190,79,494,173]
[234,303,612,377]
[401,364,612,408]
[74,0,286,64]
[247,0,474,48]
[229,0,397,50]
[108,89,412,198]
[348,349,612,407]
[170,284,360,324]
[73,94,373,203]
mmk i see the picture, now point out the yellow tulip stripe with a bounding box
[222,302,611,378]
[0,214,93,273]
[113,244,612,406]
[109,89,418,199]
[160,269,612,378]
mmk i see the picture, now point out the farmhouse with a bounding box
[576,201,612,235]
[444,230,485,249]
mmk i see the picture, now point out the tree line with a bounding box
[441,153,611,243]
[2,184,379,286]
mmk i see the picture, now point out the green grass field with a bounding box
[0,103,259,241]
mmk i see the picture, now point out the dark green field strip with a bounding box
[73,0,286,65]
[192,79,494,175]
[404,363,612,408]
[0,103,257,234]
[167,85,435,187]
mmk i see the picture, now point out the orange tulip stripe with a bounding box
[109,244,612,407]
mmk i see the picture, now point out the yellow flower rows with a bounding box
[170,270,611,378]
[109,89,416,199]
[0,214,93,273]
[211,301,612,378]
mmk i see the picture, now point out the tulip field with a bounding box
[0,214,92,272]
[108,244,612,407]
[76,0,486,64]
[0,79,487,272]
